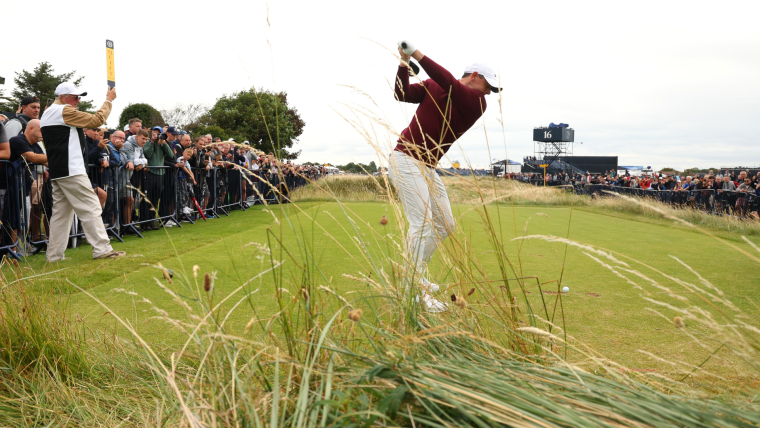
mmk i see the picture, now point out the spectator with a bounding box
[0,122,13,213]
[83,127,109,207]
[165,126,180,151]
[736,178,753,216]
[176,147,196,216]
[121,129,149,230]
[124,117,142,140]
[3,96,41,137]
[189,136,211,211]
[142,130,174,229]
[40,82,125,261]
[8,119,47,253]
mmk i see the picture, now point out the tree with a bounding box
[118,103,164,130]
[660,167,676,171]
[207,88,304,159]
[336,161,377,174]
[0,62,94,113]
[160,103,208,132]
[191,124,228,141]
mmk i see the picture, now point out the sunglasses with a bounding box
[66,95,81,101]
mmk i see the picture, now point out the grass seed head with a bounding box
[380,215,389,226]
[204,273,211,292]
[348,309,363,322]
[456,298,467,309]
[450,294,457,302]
[674,316,685,328]
[193,265,200,278]
[468,288,475,296]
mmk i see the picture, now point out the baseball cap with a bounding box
[123,124,129,131]
[152,126,162,131]
[55,82,87,97]
[166,126,180,135]
[227,138,236,142]
[243,140,250,145]
[20,96,39,106]
[463,63,501,94]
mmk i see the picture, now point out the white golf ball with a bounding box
[562,286,569,293]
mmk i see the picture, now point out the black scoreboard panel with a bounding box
[533,127,574,142]
[559,156,618,174]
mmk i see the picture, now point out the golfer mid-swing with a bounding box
[390,40,501,311]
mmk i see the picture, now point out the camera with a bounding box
[160,133,168,141]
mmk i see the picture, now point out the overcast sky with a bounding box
[3,0,759,170]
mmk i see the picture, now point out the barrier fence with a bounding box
[0,160,314,260]
[521,178,759,218]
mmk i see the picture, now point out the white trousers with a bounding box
[47,174,113,261]
[388,151,455,277]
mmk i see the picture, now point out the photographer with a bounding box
[142,130,174,229]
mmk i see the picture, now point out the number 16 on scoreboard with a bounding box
[106,39,115,88]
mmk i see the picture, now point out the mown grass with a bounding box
[0,176,759,426]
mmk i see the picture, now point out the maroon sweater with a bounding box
[394,56,486,166]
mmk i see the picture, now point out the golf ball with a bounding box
[562,286,569,293]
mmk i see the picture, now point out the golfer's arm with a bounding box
[395,64,426,103]
[417,55,465,98]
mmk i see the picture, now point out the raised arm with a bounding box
[401,42,474,104]
[395,47,427,103]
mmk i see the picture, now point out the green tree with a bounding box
[191,124,228,141]
[207,88,305,159]
[118,103,164,130]
[336,161,377,174]
[0,62,94,113]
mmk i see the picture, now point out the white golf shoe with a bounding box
[415,293,447,312]
[422,276,440,293]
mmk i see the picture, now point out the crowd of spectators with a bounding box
[507,168,760,219]
[0,102,331,258]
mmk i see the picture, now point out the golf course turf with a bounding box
[7,200,758,391]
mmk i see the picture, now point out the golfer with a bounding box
[389,40,500,311]
[41,82,125,261]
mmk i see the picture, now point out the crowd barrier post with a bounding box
[26,161,51,254]
[0,160,29,260]
[88,164,123,243]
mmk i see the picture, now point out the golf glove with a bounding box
[398,40,416,56]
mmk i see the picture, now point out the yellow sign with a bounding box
[106,39,115,88]
[539,164,548,168]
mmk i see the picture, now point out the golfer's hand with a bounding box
[106,86,117,102]
[398,40,416,56]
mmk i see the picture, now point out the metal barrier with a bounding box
[571,184,760,218]
[116,165,184,235]
[0,160,29,260]
[0,159,341,259]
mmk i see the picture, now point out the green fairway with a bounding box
[9,201,759,388]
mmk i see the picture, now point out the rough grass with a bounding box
[0,175,759,426]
